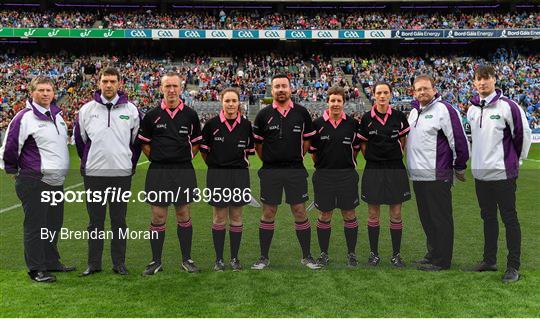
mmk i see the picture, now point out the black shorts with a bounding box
[313,169,359,212]
[144,162,197,206]
[206,168,251,207]
[258,167,309,205]
[361,160,411,205]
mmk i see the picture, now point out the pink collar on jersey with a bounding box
[272,100,294,117]
[323,109,346,129]
[161,98,184,119]
[370,104,393,125]
[219,109,241,132]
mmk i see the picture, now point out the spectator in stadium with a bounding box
[406,75,469,271]
[251,74,320,270]
[309,86,361,268]
[75,67,141,277]
[138,72,203,275]
[200,87,255,272]
[357,81,410,268]
[467,65,532,283]
[0,76,74,283]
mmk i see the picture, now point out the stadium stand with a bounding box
[1,8,539,29]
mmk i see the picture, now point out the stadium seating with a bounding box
[1,8,538,29]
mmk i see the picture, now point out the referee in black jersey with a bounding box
[358,81,411,268]
[251,74,320,270]
[200,88,255,272]
[309,86,361,268]
[138,72,202,275]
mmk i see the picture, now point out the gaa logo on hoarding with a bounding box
[129,30,149,38]
[316,31,333,38]
[369,31,386,38]
[237,31,255,38]
[104,30,114,38]
[343,31,361,38]
[211,31,227,38]
[183,30,202,38]
[291,31,307,38]
[157,30,175,38]
[264,31,280,38]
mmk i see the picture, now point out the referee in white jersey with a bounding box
[0,76,74,282]
[74,67,141,277]
[467,65,531,283]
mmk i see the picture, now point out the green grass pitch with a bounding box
[1,145,539,317]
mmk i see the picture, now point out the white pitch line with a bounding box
[525,158,540,163]
[0,160,149,214]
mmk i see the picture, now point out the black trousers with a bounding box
[413,180,454,269]
[15,176,64,272]
[475,178,521,270]
[83,175,132,268]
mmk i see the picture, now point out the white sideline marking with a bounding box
[0,161,149,214]
[525,158,540,163]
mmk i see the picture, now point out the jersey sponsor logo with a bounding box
[119,115,130,120]
[38,123,47,128]
[320,135,330,140]
[214,136,224,142]
[156,124,167,129]
[179,130,189,134]
[424,114,433,119]
[237,143,246,148]
[59,121,66,126]
[268,125,279,131]
[490,115,501,120]
[90,114,99,119]
[293,125,302,133]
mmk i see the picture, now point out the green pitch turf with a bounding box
[1,146,539,317]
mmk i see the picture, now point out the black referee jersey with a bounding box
[309,110,361,169]
[357,106,410,162]
[138,99,202,163]
[253,101,315,167]
[200,111,255,168]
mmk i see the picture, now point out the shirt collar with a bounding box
[32,101,50,115]
[323,109,346,122]
[370,104,392,118]
[219,109,241,124]
[101,94,120,105]
[160,98,184,111]
[480,91,497,105]
[272,100,294,110]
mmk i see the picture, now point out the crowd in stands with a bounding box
[1,48,539,140]
[1,9,539,30]
[348,48,540,121]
